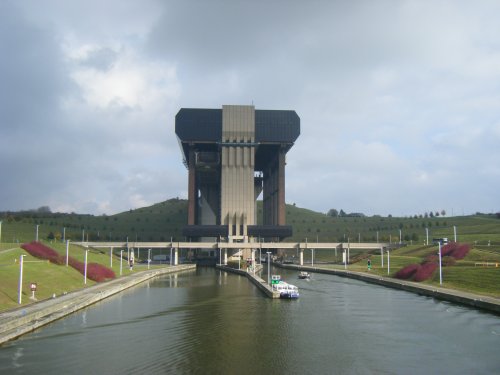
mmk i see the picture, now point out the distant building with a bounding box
[175,105,300,243]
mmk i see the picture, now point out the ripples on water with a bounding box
[0,267,499,374]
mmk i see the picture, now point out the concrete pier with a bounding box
[216,265,280,298]
[0,264,196,345]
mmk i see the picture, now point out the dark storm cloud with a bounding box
[0,2,78,211]
[0,0,499,216]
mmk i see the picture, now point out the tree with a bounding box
[327,209,339,217]
[339,209,346,217]
[441,209,446,216]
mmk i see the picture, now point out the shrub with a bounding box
[413,262,438,282]
[67,256,115,282]
[440,242,471,260]
[22,241,115,282]
[21,241,64,265]
[395,264,421,280]
[441,242,458,257]
[450,244,471,260]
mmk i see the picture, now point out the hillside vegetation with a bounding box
[1,199,499,245]
[1,199,499,310]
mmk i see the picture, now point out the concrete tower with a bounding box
[175,105,299,241]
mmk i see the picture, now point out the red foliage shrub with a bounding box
[86,263,116,282]
[413,262,438,282]
[395,264,421,280]
[441,243,457,257]
[21,241,64,265]
[449,244,471,260]
[67,257,115,282]
[440,242,471,260]
[22,242,115,282]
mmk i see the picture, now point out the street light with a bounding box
[84,249,88,284]
[120,250,123,276]
[66,240,70,266]
[18,255,26,304]
[267,251,271,284]
[387,250,390,275]
[148,248,151,270]
[438,242,443,285]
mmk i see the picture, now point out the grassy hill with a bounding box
[1,199,499,311]
[1,199,499,245]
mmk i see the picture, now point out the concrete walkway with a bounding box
[276,263,500,314]
[0,264,196,345]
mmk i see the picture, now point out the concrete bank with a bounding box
[216,265,280,298]
[0,264,196,345]
[275,263,500,314]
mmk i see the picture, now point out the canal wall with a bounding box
[275,263,500,314]
[216,265,280,298]
[0,264,196,345]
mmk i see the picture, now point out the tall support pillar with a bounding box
[300,248,304,266]
[174,247,179,265]
[277,149,286,225]
[224,249,228,265]
[187,147,196,225]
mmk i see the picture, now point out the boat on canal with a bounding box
[298,271,311,279]
[273,281,300,299]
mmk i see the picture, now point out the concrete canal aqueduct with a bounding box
[74,240,390,268]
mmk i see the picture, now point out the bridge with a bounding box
[72,240,390,266]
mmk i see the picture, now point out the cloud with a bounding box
[0,0,499,217]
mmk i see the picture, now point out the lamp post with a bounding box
[18,255,26,304]
[438,242,443,285]
[267,252,271,284]
[454,226,457,242]
[84,249,88,285]
[387,250,390,275]
[148,248,151,270]
[170,237,173,266]
[36,225,39,242]
[66,240,70,266]
[120,250,123,276]
[426,227,429,245]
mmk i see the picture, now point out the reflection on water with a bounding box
[0,267,499,374]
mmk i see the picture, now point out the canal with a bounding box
[0,266,499,374]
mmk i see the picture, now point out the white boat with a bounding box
[272,281,300,299]
[298,271,310,279]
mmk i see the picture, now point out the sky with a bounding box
[1,0,499,217]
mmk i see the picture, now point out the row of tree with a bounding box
[326,209,448,218]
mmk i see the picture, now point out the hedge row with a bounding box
[21,241,115,282]
[395,242,469,282]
